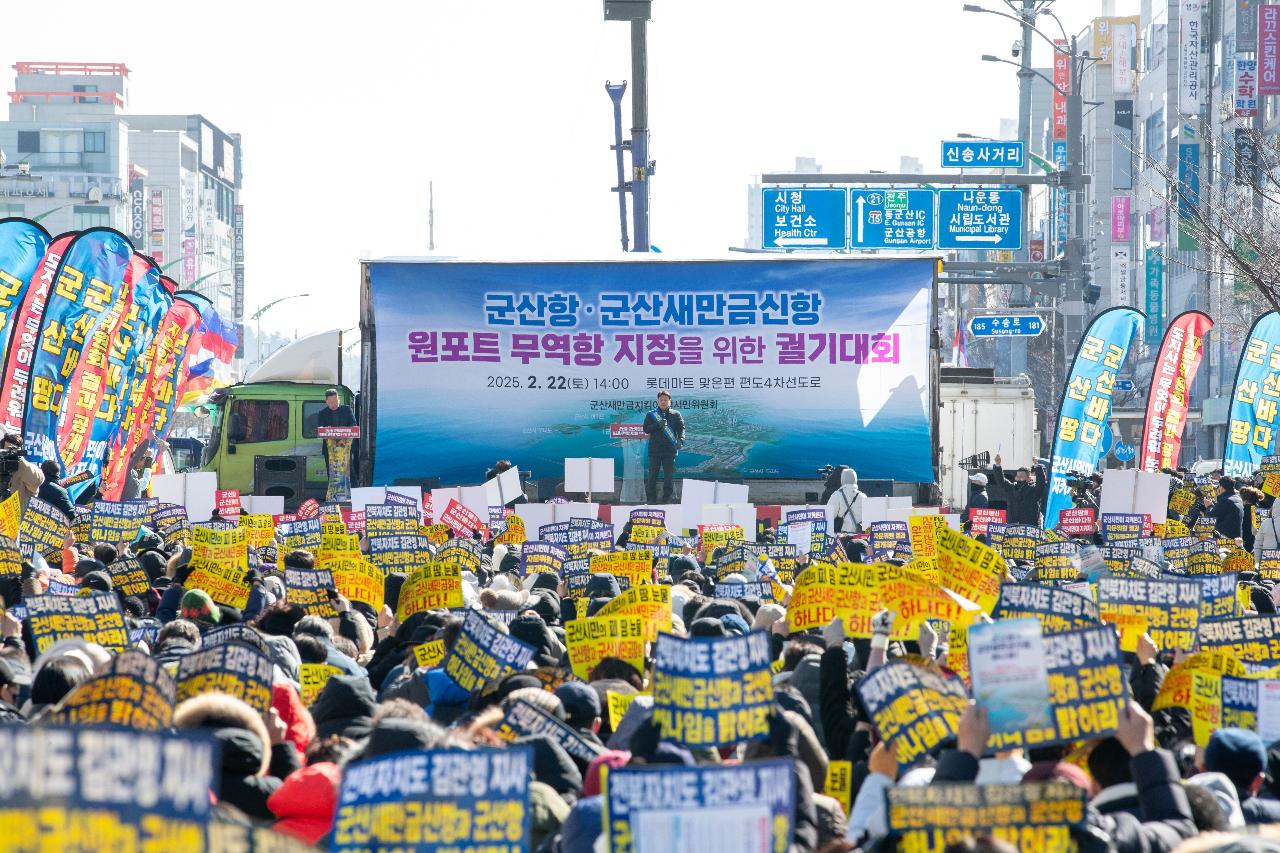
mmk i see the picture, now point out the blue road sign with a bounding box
[761,188,846,249]
[939,187,1023,250]
[1114,379,1136,392]
[1113,442,1136,463]
[968,314,1045,337]
[941,140,1025,169]
[849,189,935,249]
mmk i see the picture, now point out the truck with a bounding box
[199,257,949,508]
[937,366,1038,512]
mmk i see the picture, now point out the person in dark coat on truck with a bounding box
[993,453,1046,525]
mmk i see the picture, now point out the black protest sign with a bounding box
[175,640,274,714]
[18,497,68,559]
[284,565,339,618]
[48,649,175,730]
[107,556,151,598]
[26,592,129,654]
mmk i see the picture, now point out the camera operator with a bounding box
[1067,472,1101,512]
[0,432,44,510]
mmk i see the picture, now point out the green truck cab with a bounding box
[200,381,356,508]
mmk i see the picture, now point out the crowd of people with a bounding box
[5,453,1280,852]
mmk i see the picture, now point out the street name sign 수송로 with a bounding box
[968,315,1045,338]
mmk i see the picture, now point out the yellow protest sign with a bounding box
[413,639,446,669]
[565,614,646,681]
[1190,671,1221,747]
[184,556,250,609]
[787,562,880,637]
[1101,612,1147,652]
[1164,520,1190,538]
[0,492,19,540]
[238,514,275,550]
[589,550,654,589]
[396,563,463,621]
[826,760,853,816]
[607,690,648,730]
[299,663,342,706]
[322,554,385,611]
[320,533,361,555]
[877,563,976,625]
[596,585,672,642]
[192,527,249,570]
[908,515,947,559]
[1153,652,1246,712]
[495,515,526,545]
[1224,548,1255,574]
[945,612,978,683]
[421,523,451,545]
[699,524,744,557]
[935,527,1005,612]
[1264,475,1280,497]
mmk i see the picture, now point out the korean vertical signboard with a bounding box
[1181,0,1204,115]
[1114,101,1135,190]
[148,188,165,265]
[1112,247,1132,307]
[1240,0,1260,51]
[1262,4,1280,95]
[1237,58,1259,116]
[1144,247,1164,343]
[128,168,146,246]
[1178,129,1201,251]
[1112,196,1131,242]
[1053,40,1069,140]
[233,204,244,358]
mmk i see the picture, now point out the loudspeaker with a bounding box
[253,456,308,509]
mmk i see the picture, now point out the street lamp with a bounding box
[250,293,310,365]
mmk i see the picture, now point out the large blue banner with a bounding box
[1045,307,1143,527]
[23,228,133,463]
[70,258,172,480]
[367,258,936,483]
[0,218,50,366]
[1224,312,1280,478]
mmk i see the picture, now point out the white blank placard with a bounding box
[152,471,217,521]
[350,487,387,512]
[459,485,490,520]
[241,496,284,516]
[513,503,555,535]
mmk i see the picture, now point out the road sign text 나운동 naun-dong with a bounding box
[938,188,1023,250]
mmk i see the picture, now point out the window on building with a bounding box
[73,205,110,230]
[15,131,39,154]
[181,146,197,173]
[40,129,82,166]
[72,84,99,105]
[302,402,328,439]
[83,131,106,154]
[228,399,289,444]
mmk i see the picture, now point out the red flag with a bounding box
[1139,310,1213,473]
[100,292,205,500]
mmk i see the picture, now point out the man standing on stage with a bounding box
[318,388,357,500]
[643,389,685,503]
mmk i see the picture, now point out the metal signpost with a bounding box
[938,187,1024,250]
[849,188,935,249]
[761,188,846,249]
[968,315,1046,337]
[941,140,1026,169]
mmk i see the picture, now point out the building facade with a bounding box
[0,62,243,353]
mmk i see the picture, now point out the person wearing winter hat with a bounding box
[80,571,112,594]
[529,589,561,626]
[583,573,621,600]
[180,589,222,626]
[962,472,989,535]
[556,681,604,745]
[752,602,786,632]
[507,614,563,668]
[1203,727,1280,824]
[825,467,864,534]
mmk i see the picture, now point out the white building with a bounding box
[0,62,243,355]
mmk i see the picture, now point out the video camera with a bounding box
[0,437,22,501]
